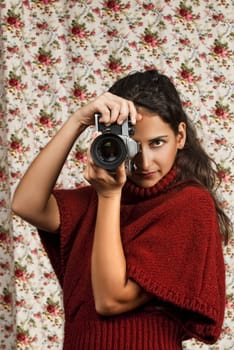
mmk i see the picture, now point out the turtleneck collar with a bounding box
[122,167,177,204]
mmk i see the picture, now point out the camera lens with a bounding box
[90,134,127,171]
[101,139,119,161]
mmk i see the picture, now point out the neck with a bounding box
[122,167,177,203]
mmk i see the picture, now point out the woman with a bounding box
[12,70,231,349]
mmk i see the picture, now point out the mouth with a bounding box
[135,171,157,178]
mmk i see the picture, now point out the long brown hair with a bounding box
[109,69,232,244]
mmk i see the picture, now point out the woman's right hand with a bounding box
[72,92,140,129]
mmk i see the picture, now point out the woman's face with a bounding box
[128,110,186,188]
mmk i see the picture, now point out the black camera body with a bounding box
[90,113,140,172]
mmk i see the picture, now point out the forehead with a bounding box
[133,113,172,141]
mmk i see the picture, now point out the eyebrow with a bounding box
[148,135,169,142]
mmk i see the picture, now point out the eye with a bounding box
[150,139,165,148]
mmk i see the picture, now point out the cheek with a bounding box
[154,144,178,165]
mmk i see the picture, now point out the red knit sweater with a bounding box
[39,170,225,350]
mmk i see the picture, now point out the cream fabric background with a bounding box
[0,1,233,349]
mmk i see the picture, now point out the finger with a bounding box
[84,155,98,182]
[83,161,90,182]
[98,93,128,124]
[107,104,122,125]
[115,162,127,184]
[92,131,102,140]
[93,93,114,124]
[127,101,137,125]
[96,106,111,124]
[135,106,143,122]
[104,98,128,124]
[116,101,130,124]
[87,138,97,168]
[93,93,134,126]
[86,132,98,166]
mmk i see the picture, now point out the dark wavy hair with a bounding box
[109,69,232,244]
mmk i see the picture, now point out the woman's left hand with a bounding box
[84,133,126,198]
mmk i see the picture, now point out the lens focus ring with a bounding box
[90,134,127,171]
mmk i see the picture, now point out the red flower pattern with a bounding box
[1,1,233,349]
[105,0,121,11]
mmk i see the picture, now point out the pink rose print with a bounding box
[17,332,28,343]
[106,56,124,74]
[37,48,53,66]
[38,0,56,4]
[74,151,86,162]
[106,0,121,11]
[143,3,155,10]
[104,0,130,12]
[38,83,50,91]
[217,169,231,183]
[212,13,225,21]
[7,46,19,53]
[36,110,60,131]
[215,138,227,146]
[72,56,83,64]
[212,39,229,58]
[16,328,30,346]
[144,34,158,47]
[15,268,27,281]
[214,75,225,83]
[179,64,196,83]
[142,28,159,47]
[5,10,23,29]
[10,138,23,153]
[179,38,190,46]
[177,3,195,21]
[107,29,119,37]
[179,8,192,21]
[46,304,58,315]
[48,335,59,342]
[215,107,229,119]
[0,168,7,182]
[70,21,91,39]
[108,61,122,73]
[71,25,86,38]
[72,82,88,100]
[0,231,11,245]
[46,298,61,317]
[8,72,22,90]
[39,116,50,125]
[144,64,157,71]
[2,289,12,306]
[72,146,87,165]
[213,102,231,120]
[36,21,49,30]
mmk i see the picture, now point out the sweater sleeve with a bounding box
[38,185,95,285]
[124,186,226,344]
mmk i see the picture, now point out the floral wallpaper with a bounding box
[0,0,233,349]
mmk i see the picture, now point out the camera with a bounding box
[90,113,140,172]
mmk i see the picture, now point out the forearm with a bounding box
[91,193,151,315]
[12,114,85,220]
[91,194,127,307]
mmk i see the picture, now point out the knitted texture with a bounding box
[39,170,225,349]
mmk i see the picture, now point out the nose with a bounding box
[136,146,152,171]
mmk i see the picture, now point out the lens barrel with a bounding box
[90,134,127,171]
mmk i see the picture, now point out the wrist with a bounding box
[97,191,121,219]
[69,112,87,134]
[97,191,122,201]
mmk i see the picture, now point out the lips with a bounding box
[135,171,157,178]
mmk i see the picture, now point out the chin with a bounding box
[130,178,161,188]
